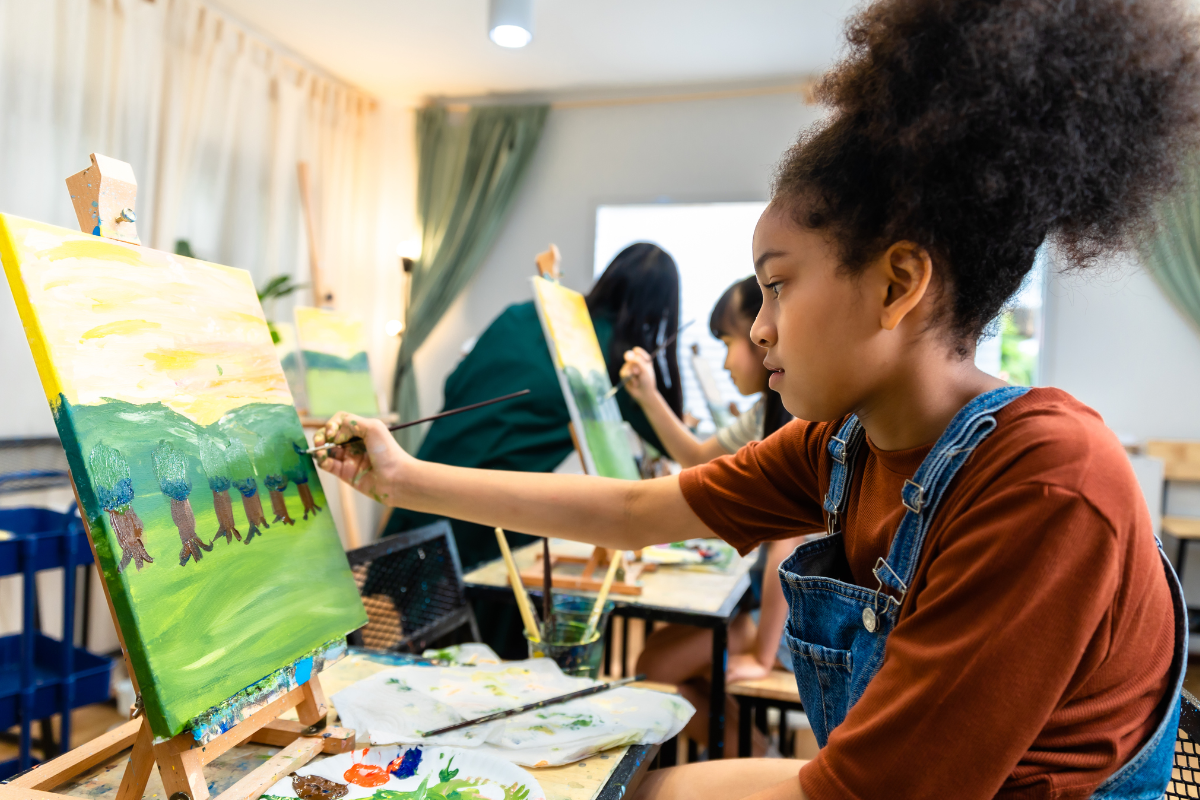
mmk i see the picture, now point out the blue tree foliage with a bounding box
[89,443,134,513]
[198,436,232,493]
[152,440,192,502]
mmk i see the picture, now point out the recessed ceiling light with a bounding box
[489,0,534,48]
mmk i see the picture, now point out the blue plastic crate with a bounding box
[0,633,112,729]
[0,506,113,776]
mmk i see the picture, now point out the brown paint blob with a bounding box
[292,774,349,799]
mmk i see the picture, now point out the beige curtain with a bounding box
[0,0,415,642]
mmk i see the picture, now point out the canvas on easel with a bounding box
[294,306,379,418]
[0,205,366,799]
[528,272,652,594]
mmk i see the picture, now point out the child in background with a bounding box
[620,275,790,468]
[621,275,805,755]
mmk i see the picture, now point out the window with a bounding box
[975,247,1047,386]
[594,201,768,435]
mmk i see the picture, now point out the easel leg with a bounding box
[115,718,154,800]
[295,678,328,727]
[153,740,207,800]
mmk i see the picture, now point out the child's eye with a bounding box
[764,282,782,298]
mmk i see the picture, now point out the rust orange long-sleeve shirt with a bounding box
[679,388,1174,799]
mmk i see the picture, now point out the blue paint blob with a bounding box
[293,656,313,686]
[390,747,422,779]
[91,225,100,236]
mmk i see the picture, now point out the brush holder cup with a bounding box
[526,594,615,679]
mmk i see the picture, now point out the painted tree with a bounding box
[286,441,322,520]
[152,440,212,566]
[261,438,295,526]
[226,439,269,543]
[89,443,153,572]
[199,436,241,543]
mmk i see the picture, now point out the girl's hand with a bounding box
[726,652,774,684]
[619,347,659,406]
[313,412,412,506]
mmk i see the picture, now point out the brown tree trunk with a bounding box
[240,493,269,543]
[297,483,322,520]
[171,498,212,565]
[109,507,153,572]
[211,490,241,543]
[269,489,295,525]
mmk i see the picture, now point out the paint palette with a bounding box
[260,745,544,800]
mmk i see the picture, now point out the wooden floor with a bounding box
[0,702,127,764]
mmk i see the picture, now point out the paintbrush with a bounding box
[600,320,694,401]
[420,674,647,737]
[582,550,623,643]
[495,527,541,643]
[542,537,555,639]
[306,389,531,454]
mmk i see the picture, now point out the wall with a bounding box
[1042,258,1200,443]
[411,90,821,420]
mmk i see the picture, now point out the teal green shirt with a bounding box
[385,301,666,568]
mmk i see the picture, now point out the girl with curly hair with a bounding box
[317,0,1200,796]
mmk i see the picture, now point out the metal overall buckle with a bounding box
[830,434,850,465]
[901,479,925,514]
[863,557,907,633]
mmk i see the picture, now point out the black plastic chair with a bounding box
[345,520,480,653]
[1168,689,1200,798]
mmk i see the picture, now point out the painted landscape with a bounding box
[531,277,639,480]
[0,214,366,738]
[295,306,379,418]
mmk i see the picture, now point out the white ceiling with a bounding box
[209,0,860,102]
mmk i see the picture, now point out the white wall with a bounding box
[412,91,820,420]
[1042,259,1200,442]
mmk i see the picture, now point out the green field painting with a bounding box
[0,213,367,739]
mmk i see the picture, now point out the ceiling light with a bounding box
[489,0,534,48]
[385,319,405,337]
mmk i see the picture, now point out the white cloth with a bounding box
[715,397,765,454]
[332,659,695,767]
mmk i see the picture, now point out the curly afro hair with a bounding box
[773,0,1200,345]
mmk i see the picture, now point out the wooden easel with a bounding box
[525,245,654,596]
[0,155,356,800]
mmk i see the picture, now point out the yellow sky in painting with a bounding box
[532,277,609,377]
[294,307,369,361]
[0,215,291,426]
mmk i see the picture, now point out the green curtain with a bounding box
[1142,162,1200,336]
[393,103,549,451]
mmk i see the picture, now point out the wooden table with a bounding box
[50,650,660,800]
[728,669,803,758]
[465,538,755,759]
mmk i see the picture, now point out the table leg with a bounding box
[737,697,752,757]
[709,623,728,759]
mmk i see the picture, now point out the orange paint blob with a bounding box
[343,763,389,788]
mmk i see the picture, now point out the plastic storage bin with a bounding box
[0,507,113,780]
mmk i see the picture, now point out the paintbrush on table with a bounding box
[420,674,646,737]
[495,527,541,643]
[306,388,530,454]
[601,320,694,401]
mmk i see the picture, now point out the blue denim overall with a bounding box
[778,386,1187,798]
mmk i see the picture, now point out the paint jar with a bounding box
[526,594,615,679]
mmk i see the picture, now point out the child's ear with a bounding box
[877,241,934,331]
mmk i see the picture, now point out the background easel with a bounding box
[520,246,654,596]
[296,161,400,549]
[0,155,356,800]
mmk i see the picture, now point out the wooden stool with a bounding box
[728,669,805,758]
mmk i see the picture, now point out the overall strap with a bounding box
[872,386,1032,606]
[823,416,867,535]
